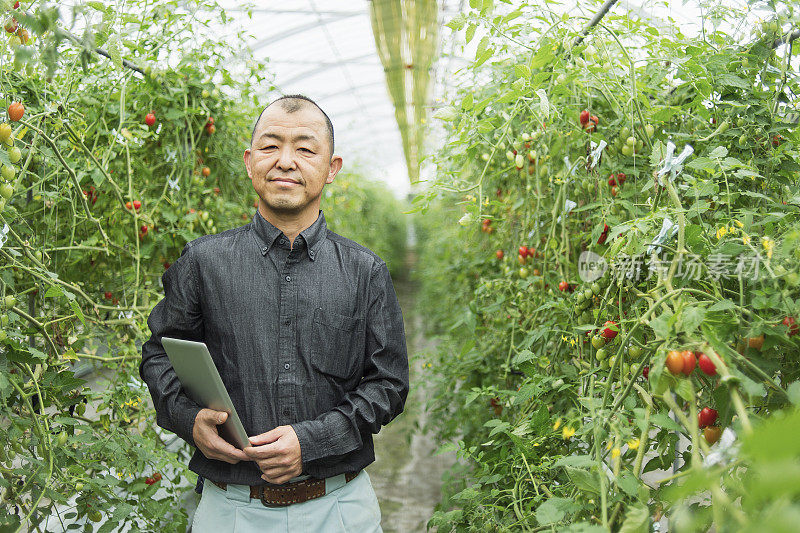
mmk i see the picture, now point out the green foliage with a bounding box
[414,0,800,530]
[322,170,408,278]
[0,1,406,531]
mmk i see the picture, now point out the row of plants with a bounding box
[0,1,407,531]
[413,0,800,531]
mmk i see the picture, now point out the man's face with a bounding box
[244,103,342,216]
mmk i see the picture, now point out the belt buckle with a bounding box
[258,483,298,508]
[260,495,288,508]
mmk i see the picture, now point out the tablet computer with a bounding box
[161,336,250,449]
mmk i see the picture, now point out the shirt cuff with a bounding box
[174,398,204,448]
[291,410,357,464]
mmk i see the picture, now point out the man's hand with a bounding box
[243,425,303,484]
[193,409,250,464]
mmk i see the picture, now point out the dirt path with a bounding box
[365,251,455,532]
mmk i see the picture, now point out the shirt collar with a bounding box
[252,208,327,261]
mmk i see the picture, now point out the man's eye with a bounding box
[262,145,276,150]
[299,148,313,153]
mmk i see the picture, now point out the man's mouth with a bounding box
[271,178,300,185]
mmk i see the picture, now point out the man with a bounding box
[139,94,409,532]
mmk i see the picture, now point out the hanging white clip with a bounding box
[656,141,693,185]
[588,140,607,170]
[557,199,577,223]
[647,217,678,255]
[0,223,8,250]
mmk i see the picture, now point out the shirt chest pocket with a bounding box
[309,307,365,382]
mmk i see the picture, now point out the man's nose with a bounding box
[275,146,297,171]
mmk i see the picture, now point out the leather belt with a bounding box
[210,471,360,507]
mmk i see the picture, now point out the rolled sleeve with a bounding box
[139,242,205,448]
[292,260,410,464]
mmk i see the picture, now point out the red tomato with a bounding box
[680,350,695,376]
[495,250,504,260]
[783,316,798,336]
[698,407,718,428]
[617,173,626,184]
[518,245,528,257]
[7,102,24,122]
[642,366,649,379]
[125,201,132,210]
[104,291,112,300]
[600,320,618,340]
[133,200,141,210]
[559,281,569,292]
[579,110,590,126]
[696,352,717,376]
[4,17,18,34]
[611,186,618,197]
[665,350,684,375]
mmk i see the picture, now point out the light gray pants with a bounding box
[190,470,383,532]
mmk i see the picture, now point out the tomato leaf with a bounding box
[618,502,649,533]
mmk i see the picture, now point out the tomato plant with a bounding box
[415,0,800,530]
[0,1,408,531]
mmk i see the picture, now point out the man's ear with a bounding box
[243,148,252,179]
[326,155,343,184]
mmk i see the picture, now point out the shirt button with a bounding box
[283,408,291,417]
[261,247,268,255]
[309,250,315,257]
[279,238,286,245]
[285,275,291,282]
[284,363,290,370]
[283,317,290,325]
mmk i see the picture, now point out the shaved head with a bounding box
[251,94,334,156]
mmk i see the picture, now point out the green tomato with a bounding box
[201,89,210,98]
[1,165,15,181]
[519,267,529,278]
[4,295,16,309]
[0,183,13,200]
[619,127,630,140]
[627,345,642,359]
[596,347,607,360]
[75,482,84,492]
[592,336,606,349]
[626,136,636,147]
[0,314,8,326]
[635,139,644,151]
[644,124,655,138]
[591,282,601,295]
[8,146,21,164]
[583,289,593,301]
[0,329,6,341]
[621,145,634,157]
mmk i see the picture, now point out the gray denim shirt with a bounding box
[139,208,409,487]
